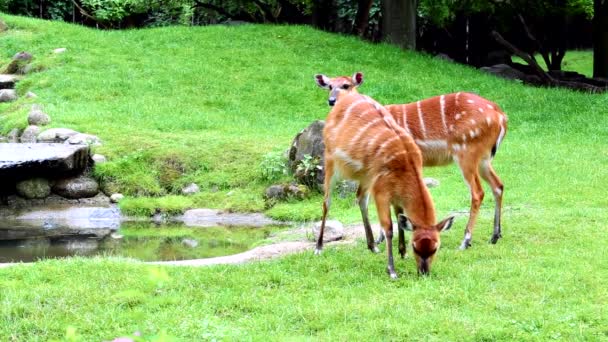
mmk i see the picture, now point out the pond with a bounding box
[0,222,286,263]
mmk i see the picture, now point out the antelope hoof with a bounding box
[370,245,380,254]
[459,239,472,250]
[489,233,502,244]
[314,248,322,255]
[387,270,398,280]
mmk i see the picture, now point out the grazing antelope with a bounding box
[314,72,454,278]
[315,73,507,250]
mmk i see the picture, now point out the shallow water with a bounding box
[0,222,284,263]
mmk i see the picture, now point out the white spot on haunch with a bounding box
[455,114,461,120]
[467,99,474,104]
[487,104,494,110]
[335,148,363,171]
[469,130,476,138]
[470,119,476,125]
[486,117,492,125]
[478,107,484,113]
[462,134,467,142]
[449,124,455,132]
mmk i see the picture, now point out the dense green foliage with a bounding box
[0,14,607,341]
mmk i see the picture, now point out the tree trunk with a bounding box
[593,0,608,78]
[381,0,417,49]
[311,0,337,31]
[353,0,373,37]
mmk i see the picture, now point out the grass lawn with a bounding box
[1,14,608,340]
[512,50,593,77]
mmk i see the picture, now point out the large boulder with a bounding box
[37,128,79,143]
[3,51,33,75]
[480,64,526,81]
[52,175,100,199]
[0,89,17,102]
[15,178,51,199]
[20,125,41,143]
[0,143,89,180]
[7,128,20,143]
[288,120,325,188]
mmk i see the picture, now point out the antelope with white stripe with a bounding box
[315,73,507,250]
[314,72,454,278]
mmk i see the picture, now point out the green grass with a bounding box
[1,14,608,340]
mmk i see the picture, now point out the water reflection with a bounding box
[0,223,282,263]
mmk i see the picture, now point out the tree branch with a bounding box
[70,0,108,29]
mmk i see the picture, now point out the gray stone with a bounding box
[0,143,89,179]
[3,52,33,74]
[424,177,440,188]
[110,193,124,203]
[52,175,99,199]
[264,183,309,203]
[480,64,526,81]
[0,89,17,102]
[181,238,199,248]
[177,209,283,228]
[181,183,200,195]
[288,120,325,188]
[28,107,51,126]
[92,154,107,164]
[0,74,20,89]
[435,53,454,62]
[66,133,101,146]
[15,178,51,199]
[37,128,79,143]
[25,91,37,98]
[312,220,344,242]
[7,128,20,143]
[20,125,40,143]
[53,48,67,54]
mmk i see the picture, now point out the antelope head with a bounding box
[314,72,363,106]
[400,215,455,275]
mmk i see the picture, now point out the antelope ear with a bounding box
[398,214,415,231]
[315,74,331,89]
[436,216,455,232]
[352,72,363,86]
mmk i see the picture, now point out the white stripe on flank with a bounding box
[350,116,382,146]
[376,136,400,157]
[440,95,447,133]
[495,120,506,150]
[455,92,461,107]
[415,139,448,149]
[416,101,427,139]
[401,104,411,135]
[335,148,363,171]
[486,117,492,125]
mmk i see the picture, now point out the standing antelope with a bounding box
[315,73,507,250]
[314,72,454,278]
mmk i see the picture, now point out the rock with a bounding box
[7,128,20,143]
[25,91,37,98]
[181,183,200,195]
[92,154,107,164]
[264,183,309,204]
[28,106,51,126]
[37,128,79,143]
[3,51,33,74]
[181,238,199,248]
[264,185,285,201]
[0,74,20,89]
[435,53,454,62]
[424,177,440,188]
[177,208,283,227]
[66,133,101,146]
[15,178,51,199]
[110,193,124,203]
[52,175,99,199]
[0,89,17,102]
[53,48,67,54]
[0,19,7,32]
[480,64,526,81]
[110,232,124,239]
[288,120,325,188]
[20,125,40,143]
[0,143,89,180]
[312,220,344,242]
